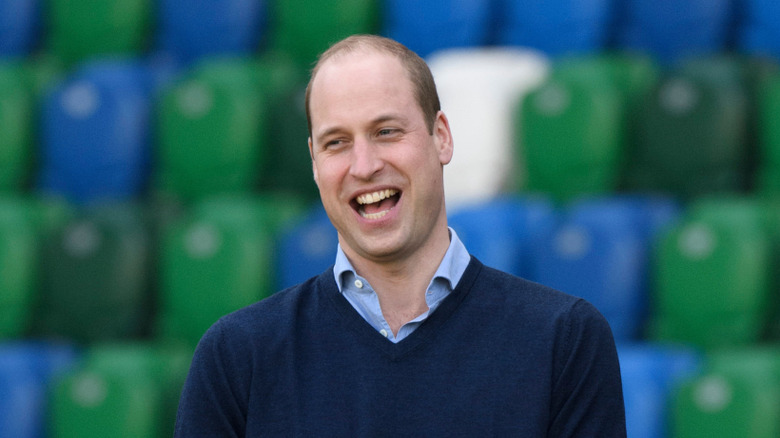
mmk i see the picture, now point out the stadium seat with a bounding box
[158,194,303,347]
[0,0,40,57]
[447,195,557,279]
[613,0,735,64]
[156,56,305,201]
[623,56,752,199]
[39,60,160,204]
[533,195,681,341]
[492,0,614,56]
[266,0,379,68]
[0,197,43,339]
[382,0,492,58]
[245,55,316,200]
[651,197,778,348]
[618,343,702,438]
[156,0,266,63]
[276,204,339,290]
[31,202,154,343]
[44,0,151,66]
[757,73,780,193]
[0,62,36,192]
[0,341,79,438]
[737,0,780,59]
[50,342,190,438]
[672,347,780,438]
[519,54,657,201]
[427,48,550,208]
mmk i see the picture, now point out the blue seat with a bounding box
[382,0,492,58]
[38,60,159,204]
[0,341,79,438]
[613,0,734,64]
[276,205,338,290]
[448,196,557,280]
[532,196,681,341]
[738,0,780,59]
[492,0,613,56]
[618,343,701,438]
[0,0,40,56]
[157,0,266,63]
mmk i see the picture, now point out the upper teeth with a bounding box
[356,189,398,205]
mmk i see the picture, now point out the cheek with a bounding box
[312,160,341,194]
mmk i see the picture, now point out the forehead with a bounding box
[309,51,416,115]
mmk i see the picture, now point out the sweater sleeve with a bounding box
[174,321,250,438]
[548,299,627,438]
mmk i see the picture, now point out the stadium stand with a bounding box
[1,1,780,436]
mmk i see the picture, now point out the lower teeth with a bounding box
[361,210,389,220]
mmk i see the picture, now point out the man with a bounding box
[175,35,626,437]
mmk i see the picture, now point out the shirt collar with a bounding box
[333,227,470,292]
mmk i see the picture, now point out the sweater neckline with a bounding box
[323,257,483,360]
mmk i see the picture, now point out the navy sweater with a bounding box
[175,258,626,437]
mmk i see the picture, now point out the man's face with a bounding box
[308,51,453,265]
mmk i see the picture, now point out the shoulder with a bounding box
[465,260,615,349]
[198,270,335,354]
[472,262,599,319]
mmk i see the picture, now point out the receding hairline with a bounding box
[305,35,440,136]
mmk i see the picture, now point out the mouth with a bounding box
[352,189,401,220]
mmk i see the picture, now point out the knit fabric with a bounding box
[175,257,627,437]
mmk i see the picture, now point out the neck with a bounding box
[343,225,451,335]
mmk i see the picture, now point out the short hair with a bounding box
[305,34,441,135]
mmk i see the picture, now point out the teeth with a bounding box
[361,210,389,220]
[356,189,398,205]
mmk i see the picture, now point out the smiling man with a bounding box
[175,35,627,437]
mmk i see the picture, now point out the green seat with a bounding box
[0,62,35,192]
[651,197,777,348]
[267,0,379,68]
[517,54,657,201]
[255,55,319,200]
[758,166,780,193]
[51,342,191,438]
[31,203,153,343]
[45,0,151,66]
[624,56,752,198]
[158,194,305,347]
[757,74,780,194]
[194,192,307,234]
[673,347,780,438]
[0,197,39,338]
[156,56,309,202]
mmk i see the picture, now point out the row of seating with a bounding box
[619,343,780,438]
[2,51,780,209]
[1,0,779,65]
[0,340,188,438]
[2,328,780,436]
[2,192,779,350]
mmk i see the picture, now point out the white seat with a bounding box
[427,48,550,209]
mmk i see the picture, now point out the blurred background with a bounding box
[1,0,780,436]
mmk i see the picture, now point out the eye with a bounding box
[377,128,401,138]
[322,138,347,150]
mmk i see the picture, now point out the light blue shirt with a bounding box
[333,228,471,343]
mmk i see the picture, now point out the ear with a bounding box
[432,111,454,165]
[308,137,319,185]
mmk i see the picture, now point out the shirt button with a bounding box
[354,279,363,289]
[380,329,388,337]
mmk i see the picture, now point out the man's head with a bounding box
[305,35,441,136]
[306,35,454,267]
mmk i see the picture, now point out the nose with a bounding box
[349,138,384,180]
